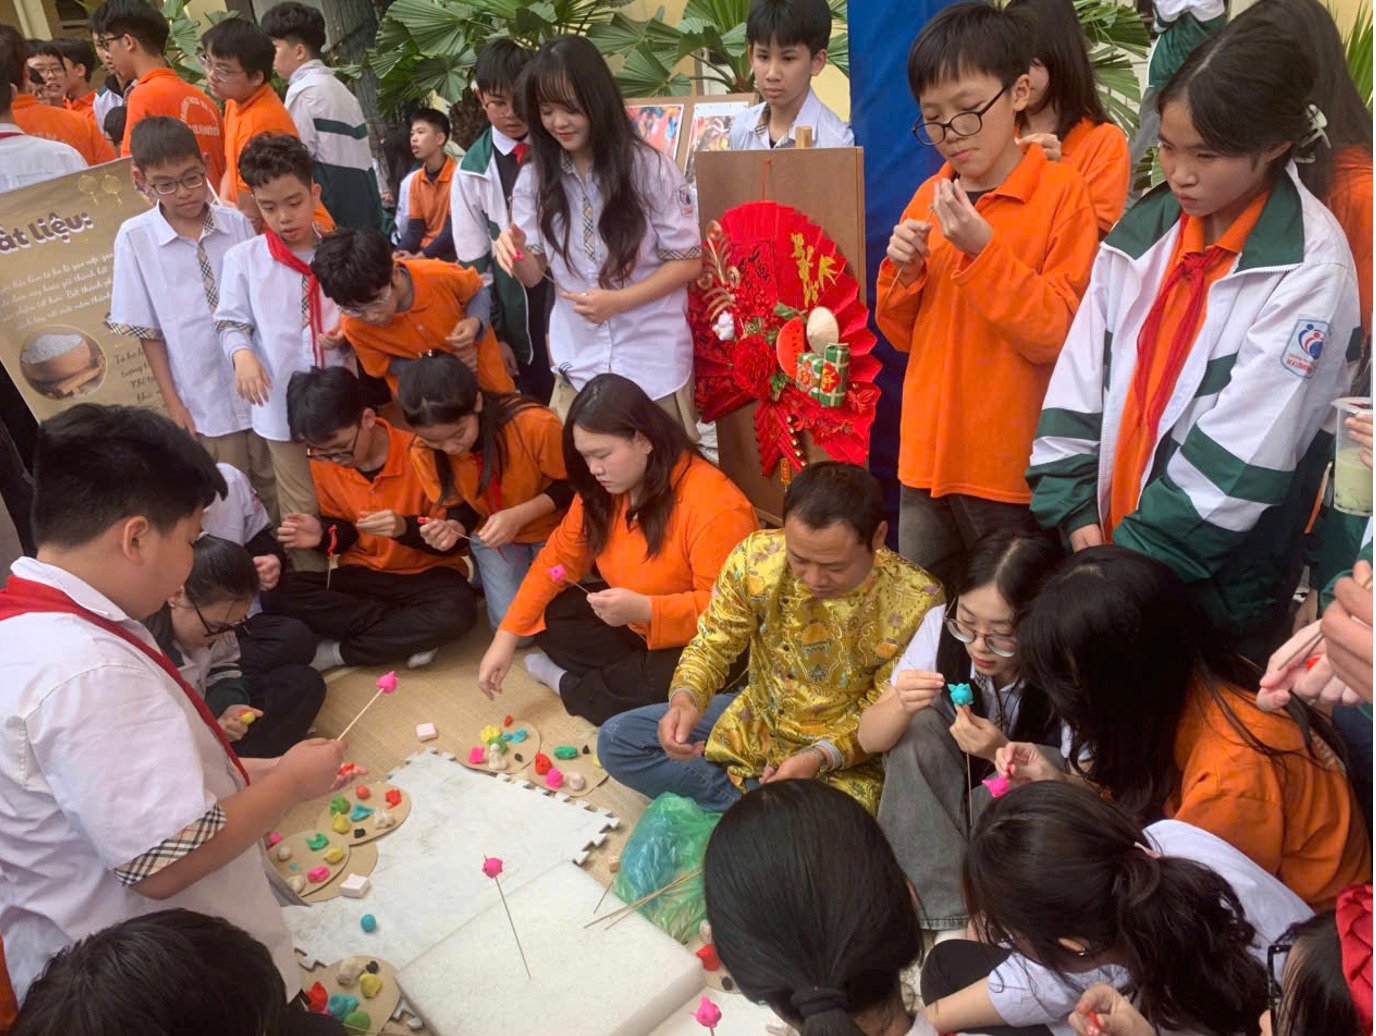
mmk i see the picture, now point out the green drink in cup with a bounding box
[1333,396,1373,517]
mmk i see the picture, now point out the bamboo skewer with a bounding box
[584,866,701,930]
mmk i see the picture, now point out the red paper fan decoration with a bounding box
[690,201,880,477]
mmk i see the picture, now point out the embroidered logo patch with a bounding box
[1280,319,1327,380]
[677,184,696,219]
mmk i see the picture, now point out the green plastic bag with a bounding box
[611,792,722,942]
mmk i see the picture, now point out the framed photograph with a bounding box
[624,102,686,162]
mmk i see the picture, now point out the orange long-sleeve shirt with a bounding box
[221,83,332,230]
[1328,146,1372,337]
[121,67,224,188]
[876,145,1099,503]
[501,453,758,649]
[409,403,568,543]
[309,419,464,577]
[1167,681,1371,910]
[342,259,516,395]
[1061,117,1130,234]
[10,93,112,165]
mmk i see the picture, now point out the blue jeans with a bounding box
[470,539,543,630]
[597,693,742,813]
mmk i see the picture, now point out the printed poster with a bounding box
[685,100,750,184]
[0,159,165,420]
[626,102,685,163]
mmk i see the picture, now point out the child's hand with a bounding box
[498,340,520,378]
[994,741,1063,787]
[420,517,466,551]
[1016,132,1063,162]
[447,316,481,351]
[930,179,993,257]
[1347,411,1373,469]
[276,737,346,801]
[233,350,272,406]
[561,288,624,326]
[218,706,263,741]
[1068,985,1155,1036]
[276,512,324,550]
[1069,524,1105,552]
[319,327,346,352]
[494,223,527,276]
[253,554,281,592]
[165,400,198,436]
[886,219,931,275]
[950,706,1007,761]
[891,669,944,713]
[587,587,652,627]
[477,633,517,699]
[474,508,523,550]
[356,509,405,538]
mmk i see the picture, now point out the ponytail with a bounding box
[964,783,1266,1036]
[703,782,920,1036]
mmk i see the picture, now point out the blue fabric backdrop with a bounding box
[846,2,947,543]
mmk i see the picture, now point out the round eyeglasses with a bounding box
[911,85,1009,146]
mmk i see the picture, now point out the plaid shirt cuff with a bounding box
[657,246,702,261]
[105,318,160,339]
[113,805,227,887]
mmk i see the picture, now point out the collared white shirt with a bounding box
[107,203,254,437]
[202,462,272,545]
[214,235,345,442]
[0,122,85,193]
[0,558,298,1002]
[728,88,854,151]
[511,143,701,399]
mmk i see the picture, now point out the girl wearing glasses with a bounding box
[921,782,1312,1036]
[859,527,1063,932]
[146,535,325,759]
[996,547,1370,911]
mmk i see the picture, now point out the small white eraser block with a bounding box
[340,873,371,898]
[415,722,438,742]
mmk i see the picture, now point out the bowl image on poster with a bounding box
[20,327,106,400]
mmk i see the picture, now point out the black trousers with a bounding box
[232,613,326,758]
[535,587,745,726]
[265,565,476,667]
[920,941,1054,1035]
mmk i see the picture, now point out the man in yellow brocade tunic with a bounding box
[598,463,943,814]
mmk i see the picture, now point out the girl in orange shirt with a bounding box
[398,352,570,630]
[477,373,757,725]
[1009,0,1131,233]
[997,547,1370,911]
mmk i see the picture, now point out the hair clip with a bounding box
[1296,103,1330,162]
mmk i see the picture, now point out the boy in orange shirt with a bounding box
[270,366,477,670]
[395,108,456,261]
[875,1,1098,591]
[312,226,516,396]
[0,29,111,164]
[199,19,332,232]
[90,0,224,186]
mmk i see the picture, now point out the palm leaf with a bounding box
[1338,0,1373,112]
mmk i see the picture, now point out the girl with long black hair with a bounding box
[477,374,756,724]
[399,352,570,629]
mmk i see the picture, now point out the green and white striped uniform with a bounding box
[285,60,383,231]
[1028,164,1362,634]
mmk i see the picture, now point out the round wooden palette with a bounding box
[299,955,402,1030]
[458,716,543,777]
[270,829,351,896]
[314,781,413,847]
[302,840,379,904]
[537,732,609,799]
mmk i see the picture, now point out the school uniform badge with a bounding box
[677,184,696,219]
[1281,318,1327,380]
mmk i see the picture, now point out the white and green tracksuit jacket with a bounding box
[451,127,537,365]
[1028,164,1362,634]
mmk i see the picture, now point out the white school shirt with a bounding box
[986,820,1311,1034]
[106,203,254,437]
[451,124,524,289]
[727,88,855,151]
[214,235,345,442]
[510,144,702,399]
[0,123,85,193]
[202,462,272,545]
[0,558,298,1002]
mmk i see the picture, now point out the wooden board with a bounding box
[315,781,413,847]
[299,955,403,1029]
[303,841,379,905]
[456,717,542,777]
[536,732,609,799]
[272,830,353,896]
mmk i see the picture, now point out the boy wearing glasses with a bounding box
[260,2,383,231]
[311,225,514,397]
[270,367,477,671]
[107,118,265,504]
[876,1,1098,593]
[90,0,224,186]
[452,40,554,402]
[216,133,349,573]
[1,31,113,164]
[199,18,333,232]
